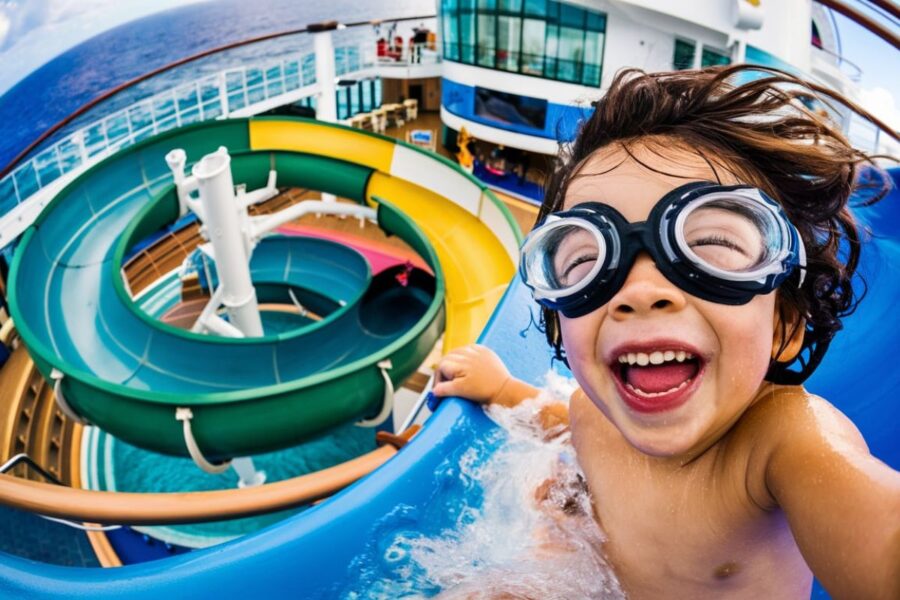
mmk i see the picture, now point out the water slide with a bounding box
[6,118,519,460]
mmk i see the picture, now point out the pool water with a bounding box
[341,373,626,599]
[82,423,376,547]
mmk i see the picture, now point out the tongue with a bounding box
[625,362,697,393]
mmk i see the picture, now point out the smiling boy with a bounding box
[434,66,900,599]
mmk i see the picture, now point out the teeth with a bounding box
[625,378,691,398]
[616,350,696,365]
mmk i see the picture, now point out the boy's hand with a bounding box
[433,344,513,405]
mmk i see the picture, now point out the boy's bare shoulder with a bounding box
[739,384,865,448]
[732,384,867,509]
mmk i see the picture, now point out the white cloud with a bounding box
[859,87,900,131]
[0,12,9,47]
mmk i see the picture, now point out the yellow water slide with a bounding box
[249,120,520,350]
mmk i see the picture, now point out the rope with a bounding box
[50,369,89,425]
[175,407,231,474]
[357,360,394,428]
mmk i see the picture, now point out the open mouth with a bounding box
[610,349,705,413]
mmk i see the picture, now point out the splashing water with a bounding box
[346,372,626,599]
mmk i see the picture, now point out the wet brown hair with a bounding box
[537,64,894,383]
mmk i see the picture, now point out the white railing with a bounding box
[0,36,381,219]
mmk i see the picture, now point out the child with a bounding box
[434,66,900,599]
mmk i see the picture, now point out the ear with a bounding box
[772,307,805,363]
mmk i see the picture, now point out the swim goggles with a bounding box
[520,181,806,318]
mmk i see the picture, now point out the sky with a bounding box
[0,0,210,92]
[0,0,897,130]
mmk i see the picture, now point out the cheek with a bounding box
[558,313,601,365]
[712,301,776,382]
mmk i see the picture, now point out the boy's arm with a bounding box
[760,392,900,600]
[433,345,570,436]
[433,344,541,407]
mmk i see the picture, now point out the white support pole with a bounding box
[232,457,266,488]
[165,149,201,217]
[313,30,338,122]
[192,147,264,337]
[249,200,375,239]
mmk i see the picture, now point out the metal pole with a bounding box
[192,147,264,337]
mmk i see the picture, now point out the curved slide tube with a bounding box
[7,118,520,459]
[0,173,896,597]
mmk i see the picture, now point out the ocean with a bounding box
[0,0,435,168]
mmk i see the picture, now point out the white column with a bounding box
[314,30,338,122]
[192,148,264,337]
[232,456,266,488]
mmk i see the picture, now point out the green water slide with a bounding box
[8,120,445,461]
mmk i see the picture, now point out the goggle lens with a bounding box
[677,195,787,277]
[523,219,606,296]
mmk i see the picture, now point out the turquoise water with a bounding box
[85,424,375,547]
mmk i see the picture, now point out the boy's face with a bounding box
[559,142,776,460]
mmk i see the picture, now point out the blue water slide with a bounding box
[1,176,898,597]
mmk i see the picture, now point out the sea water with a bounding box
[345,372,626,599]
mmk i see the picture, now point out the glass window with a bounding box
[701,46,731,67]
[524,0,546,17]
[361,79,373,112]
[477,13,496,67]
[673,39,696,70]
[557,26,583,82]
[499,0,522,11]
[349,84,360,114]
[559,4,584,28]
[374,78,382,106]
[521,18,546,75]
[459,9,476,63]
[443,11,459,60]
[439,0,606,86]
[544,23,559,78]
[497,16,521,71]
[582,31,601,86]
[336,88,349,120]
[586,11,605,31]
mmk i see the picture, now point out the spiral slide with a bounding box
[6,117,520,460]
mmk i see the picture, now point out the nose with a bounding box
[608,254,687,319]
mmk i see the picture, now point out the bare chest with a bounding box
[571,415,811,598]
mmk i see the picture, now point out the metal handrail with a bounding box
[0,453,121,532]
[811,44,863,81]
[0,453,63,485]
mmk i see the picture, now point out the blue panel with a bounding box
[442,77,590,142]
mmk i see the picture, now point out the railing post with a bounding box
[218,72,230,118]
[10,170,21,206]
[74,130,89,168]
[54,145,65,179]
[195,82,203,121]
[242,68,250,109]
[174,89,182,128]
